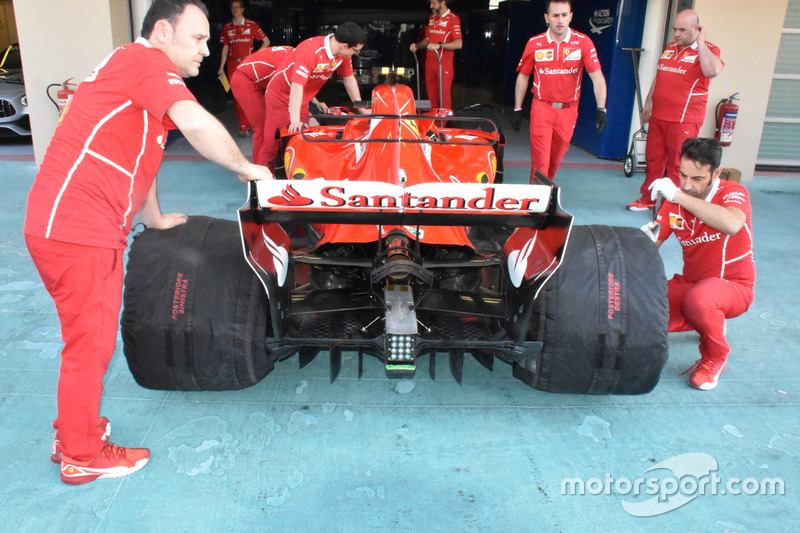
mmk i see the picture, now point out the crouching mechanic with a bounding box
[24,0,272,485]
[645,138,755,390]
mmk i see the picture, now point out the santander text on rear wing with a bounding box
[240,179,571,229]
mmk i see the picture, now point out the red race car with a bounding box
[123,73,668,395]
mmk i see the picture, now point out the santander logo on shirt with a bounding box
[540,67,580,75]
[678,231,723,247]
[657,64,687,75]
[428,18,450,36]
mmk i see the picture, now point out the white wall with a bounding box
[629,0,668,132]
[633,0,789,181]
[130,0,153,40]
[12,0,131,165]
[695,0,788,179]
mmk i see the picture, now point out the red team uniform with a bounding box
[220,18,267,132]
[516,29,602,181]
[231,46,295,164]
[642,40,724,199]
[655,179,755,364]
[261,35,354,171]
[24,39,197,462]
[423,9,461,109]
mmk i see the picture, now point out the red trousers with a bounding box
[668,275,754,362]
[424,52,454,110]
[26,235,122,462]
[227,61,250,132]
[528,99,579,181]
[261,98,310,173]
[230,70,266,164]
[262,101,290,173]
[641,117,700,199]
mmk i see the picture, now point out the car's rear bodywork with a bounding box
[123,75,668,394]
[236,78,667,392]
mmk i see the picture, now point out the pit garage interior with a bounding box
[1,0,799,531]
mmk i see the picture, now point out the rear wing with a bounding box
[239,179,571,230]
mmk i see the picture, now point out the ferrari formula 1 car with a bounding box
[122,73,669,395]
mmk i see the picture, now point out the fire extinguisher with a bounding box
[46,78,77,115]
[715,92,739,147]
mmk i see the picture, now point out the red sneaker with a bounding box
[682,359,727,390]
[51,417,111,463]
[626,198,656,211]
[60,442,150,485]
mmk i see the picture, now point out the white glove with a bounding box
[640,221,660,243]
[649,177,679,202]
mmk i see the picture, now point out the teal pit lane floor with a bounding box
[1,112,798,532]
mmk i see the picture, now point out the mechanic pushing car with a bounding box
[260,22,368,172]
[646,138,755,391]
[23,0,272,485]
[512,0,608,182]
[230,45,295,164]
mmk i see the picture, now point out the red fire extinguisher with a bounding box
[715,92,739,147]
[46,78,77,115]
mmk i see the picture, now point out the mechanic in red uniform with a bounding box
[512,0,607,182]
[261,22,367,172]
[231,46,294,164]
[23,0,272,485]
[627,9,723,211]
[409,0,462,110]
[217,0,269,136]
[646,138,755,390]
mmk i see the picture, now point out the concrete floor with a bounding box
[1,106,798,532]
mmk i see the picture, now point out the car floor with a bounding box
[1,107,798,532]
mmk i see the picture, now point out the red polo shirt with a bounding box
[516,28,601,103]
[651,40,724,123]
[24,39,196,249]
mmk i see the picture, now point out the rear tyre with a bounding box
[121,216,273,390]
[516,225,669,394]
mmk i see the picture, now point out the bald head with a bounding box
[673,9,700,47]
[676,9,699,26]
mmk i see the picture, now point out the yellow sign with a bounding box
[218,72,230,93]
